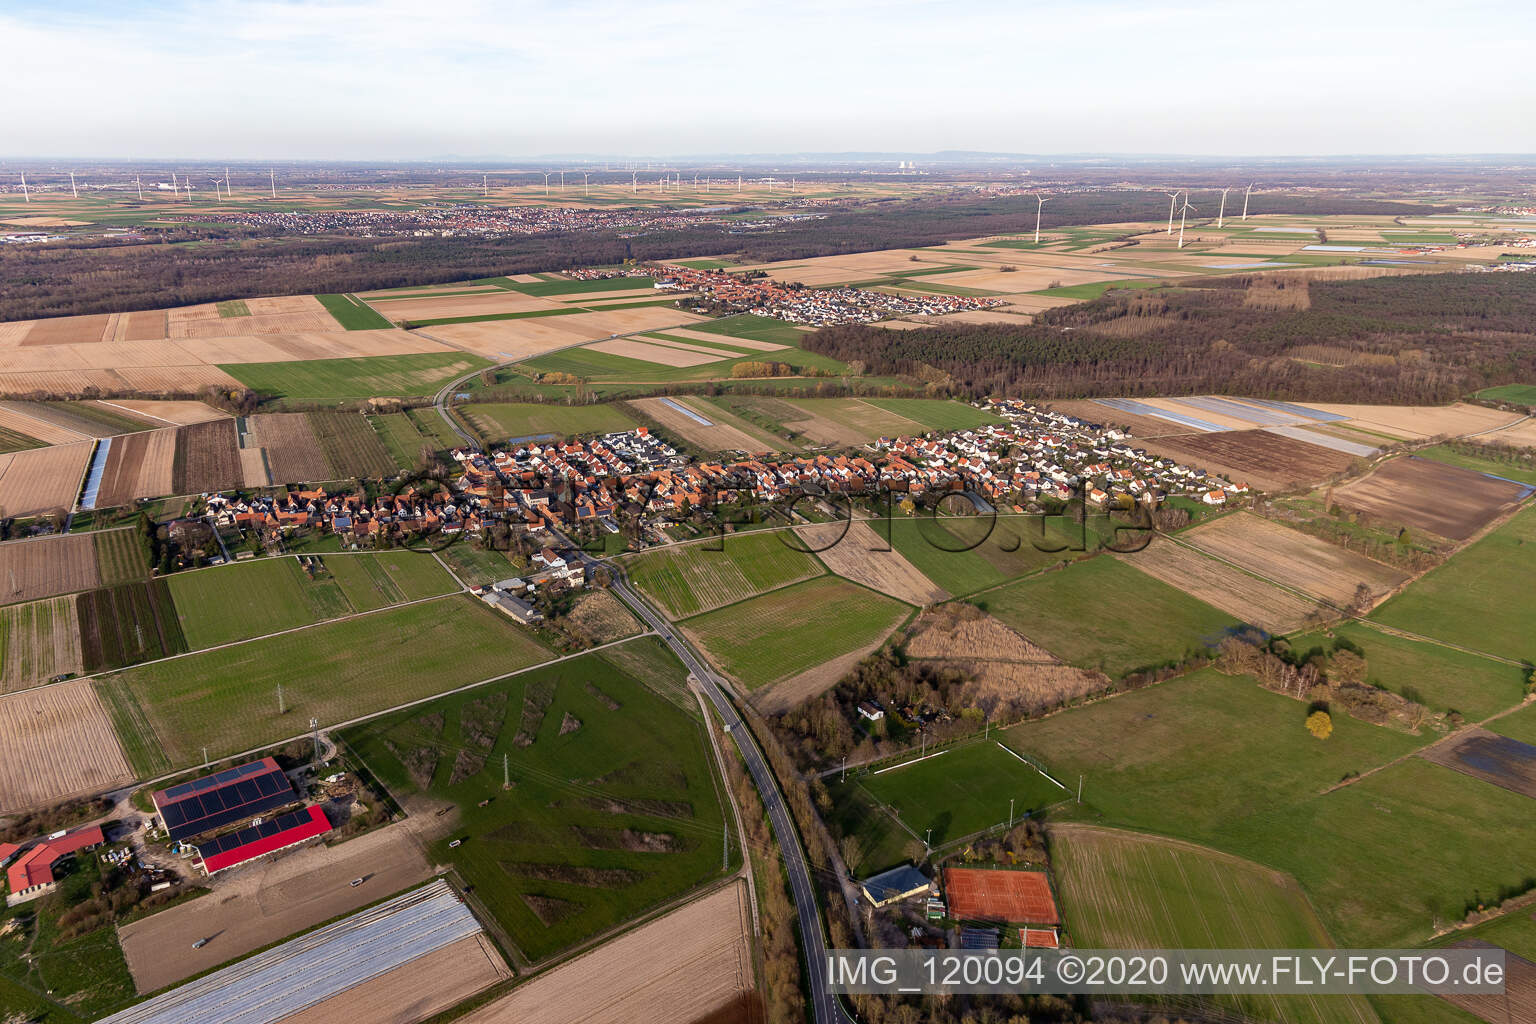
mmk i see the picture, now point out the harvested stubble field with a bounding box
[902,605,1110,716]
[631,396,776,453]
[1116,536,1325,634]
[0,533,101,604]
[459,881,754,1024]
[684,576,910,691]
[0,678,134,811]
[272,933,510,1024]
[0,440,93,516]
[798,519,946,605]
[171,418,242,494]
[586,338,722,366]
[1328,456,1528,542]
[626,530,824,618]
[1182,513,1408,608]
[308,410,397,478]
[119,823,435,994]
[1052,824,1376,1024]
[96,400,228,425]
[1420,728,1536,801]
[0,596,83,692]
[1302,402,1523,441]
[1140,429,1355,491]
[0,403,89,444]
[93,427,177,508]
[246,412,332,484]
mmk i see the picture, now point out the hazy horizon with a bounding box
[5,0,1533,161]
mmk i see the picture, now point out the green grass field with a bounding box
[1053,827,1378,1024]
[316,293,393,330]
[1032,279,1169,300]
[625,530,824,618]
[978,555,1238,677]
[92,528,149,585]
[863,398,1003,432]
[1001,668,1536,947]
[221,353,491,401]
[882,513,1115,598]
[683,576,910,690]
[846,741,1066,858]
[435,543,519,589]
[1414,443,1536,485]
[368,410,441,469]
[216,299,250,318]
[340,640,733,961]
[460,401,637,442]
[676,313,808,347]
[96,595,551,773]
[1288,622,1526,721]
[1475,383,1536,406]
[323,551,458,608]
[1370,503,1536,662]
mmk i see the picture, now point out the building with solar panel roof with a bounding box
[151,758,298,842]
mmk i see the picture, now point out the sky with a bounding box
[5,0,1534,160]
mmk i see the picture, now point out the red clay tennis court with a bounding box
[944,867,1059,924]
[1020,927,1060,948]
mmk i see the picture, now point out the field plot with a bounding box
[0,533,101,604]
[0,439,93,516]
[358,288,559,323]
[1438,941,1536,1024]
[1183,513,1407,608]
[1370,503,1536,661]
[1116,536,1325,634]
[1053,825,1376,1024]
[323,551,457,608]
[632,396,778,452]
[77,580,188,671]
[221,352,489,402]
[799,519,946,604]
[1140,429,1354,491]
[1304,402,1524,441]
[780,398,925,445]
[0,402,89,444]
[171,418,242,494]
[1420,729,1536,800]
[586,337,722,366]
[980,555,1238,677]
[684,576,909,690]
[98,595,551,773]
[460,881,755,1024]
[625,530,824,618]
[169,558,347,648]
[93,427,178,508]
[273,934,509,1024]
[0,678,134,811]
[1477,384,1536,406]
[461,400,637,443]
[343,644,733,962]
[0,596,83,692]
[246,413,331,483]
[1329,456,1528,541]
[95,400,228,425]
[118,823,434,994]
[307,410,396,477]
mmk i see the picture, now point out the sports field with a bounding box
[1370,503,1536,661]
[220,352,491,401]
[978,555,1238,677]
[95,595,551,775]
[682,576,909,690]
[626,530,824,618]
[840,741,1066,862]
[341,640,734,962]
[1002,669,1536,947]
[1053,825,1378,1024]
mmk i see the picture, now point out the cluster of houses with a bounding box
[3,825,106,906]
[648,264,1007,326]
[206,484,479,543]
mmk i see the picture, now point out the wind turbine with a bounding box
[211,178,224,200]
[483,174,488,197]
[19,172,28,202]
[583,171,589,195]
[135,175,143,201]
[1217,187,1230,228]
[559,170,565,192]
[69,172,78,199]
[1178,195,1197,248]
[270,168,277,199]
[225,167,232,198]
[1034,193,1051,244]
[631,170,637,193]
[543,172,551,195]
[170,171,177,195]
[1165,190,1181,235]
[737,175,742,193]
[1242,182,1256,220]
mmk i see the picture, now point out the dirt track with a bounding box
[118,823,434,993]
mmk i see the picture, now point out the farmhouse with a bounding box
[4,825,105,905]
[859,864,932,908]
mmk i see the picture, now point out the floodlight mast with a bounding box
[1034,194,1051,244]
[1217,187,1230,228]
[1166,190,1181,235]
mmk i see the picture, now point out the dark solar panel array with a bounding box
[196,808,318,860]
[159,759,275,802]
[158,767,295,840]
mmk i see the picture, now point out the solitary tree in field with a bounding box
[1306,710,1333,740]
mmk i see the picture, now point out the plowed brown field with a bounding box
[1140,429,1354,491]
[1183,513,1407,607]
[0,533,100,604]
[247,413,332,483]
[0,440,93,516]
[0,679,133,810]
[1116,536,1324,633]
[1328,456,1529,541]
